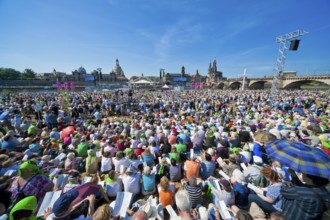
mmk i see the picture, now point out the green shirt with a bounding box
[77,143,89,157]
[169,152,180,163]
[175,143,187,153]
[27,125,37,135]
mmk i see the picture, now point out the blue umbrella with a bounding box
[265,139,330,179]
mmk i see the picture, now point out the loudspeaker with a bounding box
[289,39,300,51]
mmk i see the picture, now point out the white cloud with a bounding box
[154,18,203,62]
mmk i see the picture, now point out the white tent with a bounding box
[131,79,154,84]
[162,84,170,90]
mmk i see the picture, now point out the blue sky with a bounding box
[1,0,330,79]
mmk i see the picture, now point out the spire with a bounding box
[213,58,217,72]
[181,66,185,76]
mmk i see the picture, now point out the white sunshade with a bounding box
[131,79,154,84]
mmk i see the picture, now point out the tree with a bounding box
[0,68,21,80]
[22,68,36,79]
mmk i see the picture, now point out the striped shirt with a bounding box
[183,182,202,208]
[281,185,330,220]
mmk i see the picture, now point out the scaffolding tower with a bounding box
[271,29,308,96]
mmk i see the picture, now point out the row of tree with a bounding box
[0,68,36,80]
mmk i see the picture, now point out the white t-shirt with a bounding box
[101,157,112,173]
[114,158,131,173]
[105,180,122,197]
[122,172,141,194]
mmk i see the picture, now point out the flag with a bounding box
[57,82,62,90]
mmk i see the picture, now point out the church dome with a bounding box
[78,66,87,74]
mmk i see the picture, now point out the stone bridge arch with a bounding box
[216,82,226,89]
[249,80,268,90]
[283,79,330,89]
[228,81,241,90]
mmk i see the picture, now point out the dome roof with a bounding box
[112,59,124,76]
[78,66,87,74]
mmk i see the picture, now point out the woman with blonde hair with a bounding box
[158,176,174,208]
[248,166,283,213]
[93,204,111,220]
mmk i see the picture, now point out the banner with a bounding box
[195,82,199,89]
[56,82,62,90]
[70,82,75,90]
[191,82,195,89]
[64,82,69,90]
[200,82,204,89]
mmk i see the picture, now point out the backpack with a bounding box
[7,174,38,212]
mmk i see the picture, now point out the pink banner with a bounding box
[64,82,69,90]
[57,82,62,90]
[70,82,75,90]
[191,82,195,89]
[200,82,203,89]
[195,82,199,89]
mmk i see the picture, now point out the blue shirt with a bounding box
[142,154,154,167]
[252,143,263,158]
[142,174,156,191]
[267,183,283,211]
[200,161,215,180]
[233,182,250,208]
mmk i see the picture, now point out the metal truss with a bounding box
[271,29,308,96]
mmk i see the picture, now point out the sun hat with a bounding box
[207,148,215,156]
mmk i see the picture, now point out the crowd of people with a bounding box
[0,89,330,220]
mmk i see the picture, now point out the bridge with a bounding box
[213,74,330,90]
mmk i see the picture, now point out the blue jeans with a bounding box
[248,193,277,213]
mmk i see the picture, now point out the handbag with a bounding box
[7,174,38,212]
